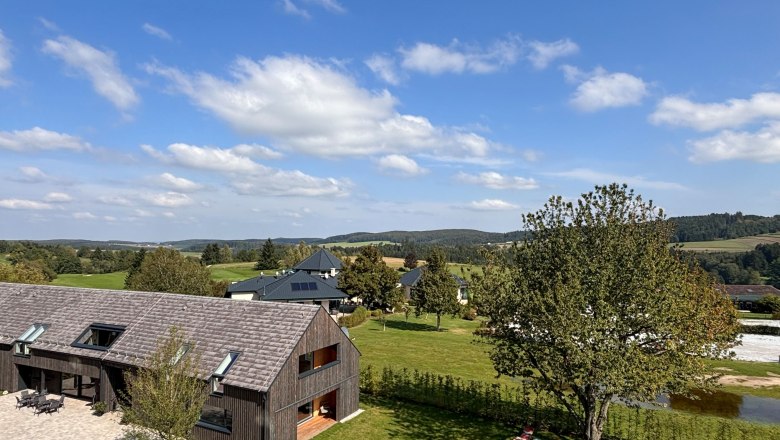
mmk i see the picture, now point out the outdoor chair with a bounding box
[15,396,26,409]
[45,397,63,414]
[34,397,51,415]
[20,390,29,399]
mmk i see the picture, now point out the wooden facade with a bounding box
[0,303,359,440]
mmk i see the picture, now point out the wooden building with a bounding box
[0,282,360,439]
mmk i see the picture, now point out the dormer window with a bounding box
[72,323,125,351]
[14,323,48,357]
[211,351,240,394]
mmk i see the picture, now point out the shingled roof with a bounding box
[0,282,320,392]
[227,271,347,302]
[294,248,343,272]
[399,266,467,287]
[721,284,780,296]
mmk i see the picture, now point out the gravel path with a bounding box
[733,334,780,362]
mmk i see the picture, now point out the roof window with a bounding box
[72,323,125,351]
[211,351,240,394]
[14,323,48,357]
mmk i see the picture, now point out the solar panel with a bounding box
[309,282,317,290]
[291,282,300,291]
[301,282,310,291]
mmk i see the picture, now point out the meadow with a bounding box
[675,233,780,252]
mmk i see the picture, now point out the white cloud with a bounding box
[455,171,538,190]
[688,122,780,163]
[42,36,139,112]
[43,192,72,202]
[308,0,346,14]
[0,199,53,210]
[365,54,400,85]
[134,209,154,217]
[399,36,521,75]
[0,29,13,87]
[282,0,310,19]
[104,215,117,222]
[97,195,134,206]
[38,18,59,31]
[527,38,579,70]
[0,127,91,152]
[650,93,780,131]
[377,154,428,176]
[162,212,176,218]
[546,168,687,190]
[521,149,542,162]
[142,143,261,173]
[152,172,204,192]
[230,143,283,160]
[466,199,519,211]
[13,166,49,183]
[73,211,96,219]
[142,192,193,208]
[142,23,172,41]
[563,66,648,112]
[145,56,496,159]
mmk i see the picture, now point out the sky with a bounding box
[1,1,780,241]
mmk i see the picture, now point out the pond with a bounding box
[656,389,780,424]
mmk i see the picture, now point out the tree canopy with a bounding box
[411,248,460,330]
[255,238,278,270]
[338,246,401,307]
[281,241,314,269]
[122,326,209,440]
[474,184,740,440]
[125,247,214,296]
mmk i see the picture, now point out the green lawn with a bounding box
[706,358,780,377]
[50,272,127,290]
[738,312,774,320]
[314,395,564,440]
[207,262,265,281]
[676,233,780,252]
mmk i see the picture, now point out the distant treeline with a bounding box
[670,212,780,242]
[684,243,780,287]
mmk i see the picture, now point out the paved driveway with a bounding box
[0,391,127,439]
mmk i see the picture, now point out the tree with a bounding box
[200,243,221,266]
[403,252,418,270]
[126,248,213,296]
[0,262,50,284]
[235,249,258,263]
[768,259,780,288]
[122,326,209,440]
[218,244,233,264]
[281,241,313,269]
[125,249,147,289]
[474,184,740,440]
[411,248,459,330]
[758,295,780,314]
[255,238,278,270]
[338,246,401,330]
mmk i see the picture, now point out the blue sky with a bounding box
[1,1,779,241]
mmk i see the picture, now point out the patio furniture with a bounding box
[45,396,64,414]
[34,397,52,415]
[15,396,26,409]
[20,390,29,399]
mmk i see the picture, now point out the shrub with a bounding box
[461,307,477,320]
[339,306,368,328]
[371,309,382,317]
[93,401,108,415]
[740,324,780,336]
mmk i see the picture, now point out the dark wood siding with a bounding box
[267,308,360,439]
[13,348,102,377]
[193,384,263,440]
[0,344,15,392]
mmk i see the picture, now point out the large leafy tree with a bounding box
[255,238,278,270]
[126,247,213,296]
[0,261,50,284]
[339,246,400,305]
[474,184,740,440]
[281,241,314,269]
[411,248,459,330]
[200,243,221,266]
[403,252,418,270]
[122,326,209,440]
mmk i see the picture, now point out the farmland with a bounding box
[676,233,780,252]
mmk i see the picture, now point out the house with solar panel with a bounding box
[399,266,469,304]
[225,249,347,312]
[0,282,360,440]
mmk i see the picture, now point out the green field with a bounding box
[321,240,396,248]
[50,272,127,290]
[676,233,780,252]
[207,262,263,281]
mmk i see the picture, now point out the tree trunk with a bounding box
[436,313,441,330]
[583,395,612,440]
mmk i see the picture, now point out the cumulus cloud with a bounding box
[527,38,578,70]
[377,154,428,176]
[145,56,496,159]
[0,127,91,152]
[399,36,521,75]
[142,23,172,41]
[0,29,13,87]
[466,199,519,211]
[650,93,780,131]
[73,211,96,219]
[151,172,204,192]
[12,166,49,183]
[688,122,780,163]
[563,65,648,112]
[0,199,53,210]
[97,195,134,206]
[143,143,351,197]
[230,143,283,160]
[455,171,538,190]
[546,168,686,190]
[282,0,311,19]
[282,0,345,18]
[43,192,72,202]
[365,54,400,85]
[42,35,139,112]
[141,192,193,208]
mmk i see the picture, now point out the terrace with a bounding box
[0,391,126,439]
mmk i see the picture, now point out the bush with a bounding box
[92,401,108,415]
[740,324,780,336]
[339,306,368,328]
[371,309,382,317]
[461,306,477,320]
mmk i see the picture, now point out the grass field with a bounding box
[207,262,263,281]
[321,241,396,248]
[676,233,780,252]
[50,272,127,290]
[739,312,774,320]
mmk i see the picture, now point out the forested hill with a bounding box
[321,229,525,245]
[669,213,780,242]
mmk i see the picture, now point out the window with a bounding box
[170,343,191,365]
[14,324,48,357]
[298,344,339,377]
[210,351,240,394]
[72,323,125,351]
[297,401,313,423]
[198,404,232,433]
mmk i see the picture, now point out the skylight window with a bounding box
[171,343,191,365]
[291,282,318,292]
[72,323,125,351]
[211,351,240,394]
[15,323,48,356]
